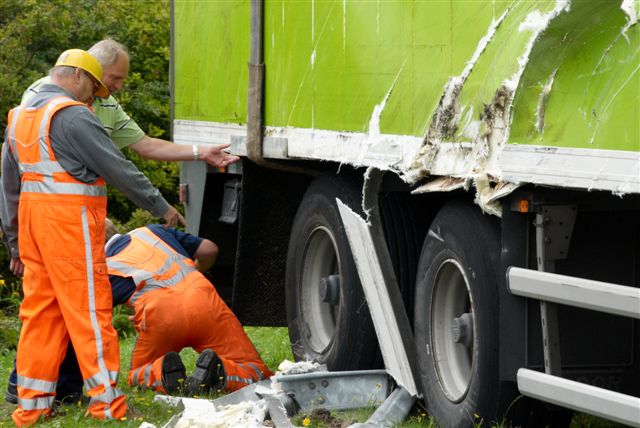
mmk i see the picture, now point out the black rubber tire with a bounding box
[285,174,380,370]
[414,200,503,427]
[379,192,426,324]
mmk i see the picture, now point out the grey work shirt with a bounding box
[0,84,170,258]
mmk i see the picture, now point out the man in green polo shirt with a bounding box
[22,38,239,168]
[5,39,239,406]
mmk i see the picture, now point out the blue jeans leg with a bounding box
[56,343,83,397]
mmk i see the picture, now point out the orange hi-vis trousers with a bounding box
[126,276,273,393]
[108,228,273,393]
[6,98,127,426]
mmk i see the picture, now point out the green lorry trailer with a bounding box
[171,1,640,426]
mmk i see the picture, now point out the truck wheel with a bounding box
[286,174,379,370]
[414,200,503,427]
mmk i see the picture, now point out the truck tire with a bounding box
[286,174,379,370]
[414,200,504,427]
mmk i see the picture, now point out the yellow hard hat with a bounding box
[55,49,109,98]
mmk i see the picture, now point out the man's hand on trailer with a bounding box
[200,143,240,168]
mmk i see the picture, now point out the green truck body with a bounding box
[172,1,640,425]
[174,0,638,196]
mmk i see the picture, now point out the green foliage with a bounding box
[0,0,170,129]
[109,150,180,223]
[0,311,20,351]
[0,280,21,315]
[0,259,23,342]
[0,264,20,349]
[244,326,294,370]
[0,0,176,224]
[112,305,135,337]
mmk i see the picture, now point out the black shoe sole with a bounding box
[5,382,18,405]
[184,349,224,396]
[5,390,18,405]
[161,352,186,394]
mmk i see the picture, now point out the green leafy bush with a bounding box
[0,0,176,341]
[0,256,23,314]
[0,308,21,351]
[0,0,176,224]
[112,305,135,337]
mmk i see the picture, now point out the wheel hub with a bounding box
[299,226,340,353]
[431,259,474,402]
[451,312,473,348]
[319,274,340,305]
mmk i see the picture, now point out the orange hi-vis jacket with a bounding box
[107,227,273,393]
[6,97,127,426]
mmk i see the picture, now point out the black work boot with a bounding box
[161,352,187,394]
[184,349,225,396]
[5,381,18,405]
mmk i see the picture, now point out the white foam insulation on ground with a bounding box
[138,360,327,428]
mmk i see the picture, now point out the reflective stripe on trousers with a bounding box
[10,97,126,426]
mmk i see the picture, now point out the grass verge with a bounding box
[0,327,623,427]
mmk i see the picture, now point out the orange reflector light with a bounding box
[179,183,188,204]
[518,199,529,213]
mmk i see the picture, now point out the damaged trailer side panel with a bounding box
[174,0,639,194]
[172,1,640,427]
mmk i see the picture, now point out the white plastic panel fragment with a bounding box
[336,199,418,396]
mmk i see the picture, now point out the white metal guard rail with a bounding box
[508,267,640,427]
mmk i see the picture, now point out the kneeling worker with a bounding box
[105,221,273,395]
[5,222,272,401]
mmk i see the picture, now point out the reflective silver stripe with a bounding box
[7,106,22,160]
[89,386,124,408]
[85,371,119,390]
[21,180,107,196]
[227,375,253,385]
[143,365,152,386]
[130,230,196,276]
[17,375,56,393]
[140,268,190,289]
[129,283,171,306]
[130,228,196,272]
[127,273,188,305]
[108,228,199,306]
[131,367,143,385]
[132,270,152,285]
[134,229,197,274]
[81,207,112,398]
[247,363,266,380]
[38,97,76,163]
[106,259,153,286]
[129,255,189,285]
[20,161,66,174]
[132,229,181,257]
[18,395,55,411]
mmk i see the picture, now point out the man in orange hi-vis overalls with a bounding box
[0,49,185,426]
[104,223,273,395]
